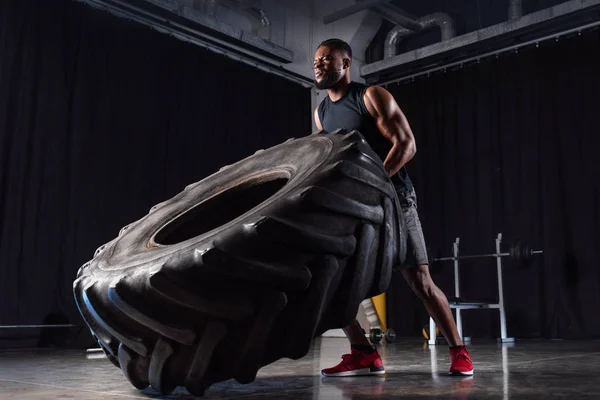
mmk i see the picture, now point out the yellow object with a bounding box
[371,293,386,331]
[422,326,440,340]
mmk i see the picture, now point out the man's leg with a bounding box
[321,319,386,377]
[401,265,463,346]
[399,188,474,376]
[342,319,372,348]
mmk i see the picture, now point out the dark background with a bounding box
[1,0,599,347]
[386,29,600,340]
[0,0,311,348]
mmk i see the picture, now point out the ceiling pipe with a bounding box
[371,3,423,32]
[242,6,272,40]
[225,0,263,8]
[205,0,218,17]
[509,0,523,20]
[196,0,271,40]
[194,0,218,17]
[384,12,456,58]
[362,0,600,81]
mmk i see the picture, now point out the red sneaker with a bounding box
[449,346,474,376]
[321,348,386,377]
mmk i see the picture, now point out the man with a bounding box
[313,38,474,377]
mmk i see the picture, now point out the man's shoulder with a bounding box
[355,83,389,101]
[317,95,329,110]
[363,85,393,105]
[362,84,386,94]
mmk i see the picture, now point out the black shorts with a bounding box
[397,188,429,270]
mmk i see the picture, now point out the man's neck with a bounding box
[327,79,352,102]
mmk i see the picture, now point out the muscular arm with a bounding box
[313,107,323,130]
[364,86,416,177]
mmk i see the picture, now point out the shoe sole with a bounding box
[322,368,386,377]
[449,369,474,376]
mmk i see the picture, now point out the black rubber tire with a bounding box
[73,129,406,396]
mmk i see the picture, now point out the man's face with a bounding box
[313,46,348,90]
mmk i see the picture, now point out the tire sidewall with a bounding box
[89,134,337,273]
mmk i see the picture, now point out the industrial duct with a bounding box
[371,3,423,32]
[383,0,525,59]
[362,0,600,82]
[384,12,456,58]
[196,0,271,40]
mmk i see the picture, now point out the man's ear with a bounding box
[343,58,351,69]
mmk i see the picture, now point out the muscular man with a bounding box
[313,38,474,377]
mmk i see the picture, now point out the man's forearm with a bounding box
[383,141,415,177]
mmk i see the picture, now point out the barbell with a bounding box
[428,240,543,274]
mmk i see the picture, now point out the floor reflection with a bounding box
[1,338,600,399]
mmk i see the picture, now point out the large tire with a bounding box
[73,129,406,396]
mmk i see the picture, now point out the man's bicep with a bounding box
[365,87,413,144]
[375,111,405,143]
[380,107,414,145]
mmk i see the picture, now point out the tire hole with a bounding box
[154,176,289,245]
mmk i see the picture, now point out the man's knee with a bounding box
[402,265,435,300]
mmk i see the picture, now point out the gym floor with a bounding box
[1,337,599,399]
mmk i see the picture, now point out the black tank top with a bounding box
[317,81,413,194]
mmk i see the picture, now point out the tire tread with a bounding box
[74,129,405,396]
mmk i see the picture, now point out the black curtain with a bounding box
[386,30,600,340]
[0,0,311,347]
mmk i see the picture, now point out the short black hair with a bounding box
[318,38,352,59]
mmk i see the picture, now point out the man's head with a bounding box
[313,38,352,90]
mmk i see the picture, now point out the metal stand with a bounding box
[428,232,515,345]
[0,325,78,329]
[1,323,98,354]
[495,233,513,343]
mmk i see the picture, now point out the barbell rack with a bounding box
[427,233,541,345]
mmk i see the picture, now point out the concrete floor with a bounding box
[1,337,600,399]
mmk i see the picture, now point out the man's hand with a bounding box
[364,86,416,177]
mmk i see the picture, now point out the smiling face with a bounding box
[313,45,350,90]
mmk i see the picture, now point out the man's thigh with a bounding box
[397,189,429,269]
